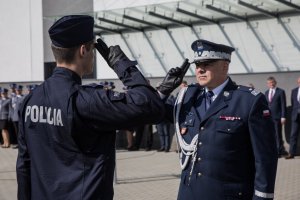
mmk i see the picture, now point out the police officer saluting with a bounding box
[157,39,278,200]
[10,85,24,149]
[16,15,165,200]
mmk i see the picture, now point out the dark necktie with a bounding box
[206,91,214,111]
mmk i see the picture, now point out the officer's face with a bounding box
[267,80,276,89]
[195,60,229,90]
[1,93,7,98]
[297,77,300,86]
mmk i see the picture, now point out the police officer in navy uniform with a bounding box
[9,83,17,98]
[16,15,165,200]
[157,39,278,200]
[10,85,24,148]
[0,88,11,148]
[264,76,287,157]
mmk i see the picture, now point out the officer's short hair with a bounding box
[51,41,93,64]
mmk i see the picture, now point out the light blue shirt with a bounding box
[205,77,229,103]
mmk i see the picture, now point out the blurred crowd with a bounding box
[0,83,37,148]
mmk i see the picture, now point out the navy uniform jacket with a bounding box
[167,78,277,200]
[0,98,11,120]
[290,87,300,121]
[10,95,24,122]
[16,64,165,200]
[264,88,286,120]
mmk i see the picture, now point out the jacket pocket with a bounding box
[223,183,243,200]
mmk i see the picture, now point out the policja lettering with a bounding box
[24,105,63,126]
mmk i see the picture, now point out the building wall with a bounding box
[0,0,43,82]
[43,0,94,63]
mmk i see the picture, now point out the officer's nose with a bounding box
[196,67,206,74]
[199,69,206,74]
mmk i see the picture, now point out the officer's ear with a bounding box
[222,61,229,73]
[79,45,86,57]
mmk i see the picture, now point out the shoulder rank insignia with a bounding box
[113,92,121,97]
[251,89,260,96]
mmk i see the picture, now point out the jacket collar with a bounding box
[53,67,82,85]
[200,77,237,123]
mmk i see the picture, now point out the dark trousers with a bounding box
[289,117,300,155]
[134,124,153,149]
[156,122,170,150]
[13,121,19,144]
[273,119,286,154]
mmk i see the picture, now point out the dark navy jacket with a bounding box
[167,78,278,200]
[290,87,300,121]
[0,98,11,120]
[16,63,165,200]
[10,95,24,122]
[264,88,286,120]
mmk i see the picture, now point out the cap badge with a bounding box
[197,41,203,50]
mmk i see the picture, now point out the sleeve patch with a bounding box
[109,91,125,101]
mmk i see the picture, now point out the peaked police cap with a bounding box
[48,15,94,48]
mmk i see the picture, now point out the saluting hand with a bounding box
[157,59,190,95]
[95,38,134,70]
[94,38,109,62]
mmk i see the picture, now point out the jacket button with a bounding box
[197,157,201,162]
[238,192,242,196]
[200,127,204,130]
[197,172,202,176]
[198,142,202,146]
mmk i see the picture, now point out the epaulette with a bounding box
[187,83,204,90]
[237,85,261,96]
[188,82,199,87]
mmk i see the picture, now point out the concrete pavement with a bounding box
[1,147,300,200]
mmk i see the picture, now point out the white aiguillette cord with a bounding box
[173,87,199,170]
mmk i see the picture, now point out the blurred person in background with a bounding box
[0,88,11,148]
[10,85,25,149]
[286,76,300,159]
[265,76,288,157]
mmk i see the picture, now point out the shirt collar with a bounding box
[205,78,229,100]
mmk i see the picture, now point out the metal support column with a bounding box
[236,0,300,52]
[191,26,200,40]
[143,32,168,73]
[277,18,300,51]
[218,24,252,72]
[176,7,250,72]
[166,29,195,75]
[120,34,146,74]
[247,21,282,71]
